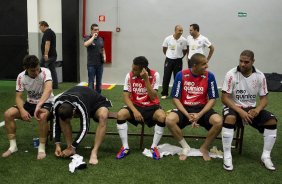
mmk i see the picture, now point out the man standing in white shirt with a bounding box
[161,25,187,99]
[187,24,214,68]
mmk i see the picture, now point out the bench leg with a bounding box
[139,123,145,150]
[48,119,53,141]
[238,126,244,154]
[234,126,240,149]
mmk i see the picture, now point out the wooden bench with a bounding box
[49,111,245,154]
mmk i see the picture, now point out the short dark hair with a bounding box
[58,102,74,121]
[190,23,200,32]
[240,50,254,61]
[91,23,99,30]
[133,56,149,69]
[23,55,40,69]
[39,21,49,27]
[190,53,206,66]
[133,56,151,75]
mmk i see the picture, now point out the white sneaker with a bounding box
[161,96,167,99]
[261,157,276,171]
[223,157,233,171]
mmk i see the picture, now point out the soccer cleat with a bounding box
[116,147,130,159]
[261,157,276,171]
[151,147,160,160]
[223,157,233,171]
[161,96,167,99]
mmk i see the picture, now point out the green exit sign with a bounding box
[238,12,247,17]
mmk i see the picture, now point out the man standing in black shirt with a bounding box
[84,23,106,94]
[39,21,59,89]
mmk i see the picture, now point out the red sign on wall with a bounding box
[99,15,105,22]
[99,31,112,63]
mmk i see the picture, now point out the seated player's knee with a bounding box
[224,115,236,125]
[264,118,277,126]
[211,114,223,128]
[165,113,178,127]
[39,111,49,121]
[99,112,108,122]
[4,108,16,121]
[155,110,166,123]
[117,109,129,120]
[96,107,109,121]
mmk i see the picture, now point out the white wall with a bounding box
[27,0,62,59]
[79,0,282,87]
[27,0,39,33]
[27,0,63,82]
[37,0,62,33]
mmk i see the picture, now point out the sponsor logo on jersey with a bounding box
[184,74,189,78]
[184,101,200,105]
[175,81,181,97]
[132,82,147,94]
[27,90,43,100]
[235,90,256,101]
[136,96,147,101]
[211,81,215,97]
[183,81,204,94]
[226,76,233,92]
[186,95,197,100]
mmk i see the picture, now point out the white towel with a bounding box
[142,143,223,159]
[69,154,87,173]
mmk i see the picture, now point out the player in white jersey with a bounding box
[221,50,277,171]
[2,55,54,160]
[187,24,214,68]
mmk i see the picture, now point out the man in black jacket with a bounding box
[53,86,112,165]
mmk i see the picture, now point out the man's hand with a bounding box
[92,33,98,39]
[133,110,144,122]
[185,113,199,128]
[140,68,148,80]
[20,109,32,122]
[189,113,200,128]
[34,104,44,120]
[54,144,62,157]
[191,122,200,128]
[239,109,253,125]
[248,108,259,118]
[61,146,76,158]
[186,113,194,122]
[44,55,48,61]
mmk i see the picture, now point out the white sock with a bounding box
[151,125,164,148]
[262,129,277,158]
[38,143,46,153]
[117,123,129,149]
[8,139,18,152]
[179,138,190,149]
[222,127,234,159]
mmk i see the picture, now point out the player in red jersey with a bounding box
[116,56,166,160]
[166,53,222,161]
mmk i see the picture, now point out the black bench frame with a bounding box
[49,112,244,154]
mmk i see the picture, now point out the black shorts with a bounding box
[90,100,112,122]
[13,102,53,120]
[171,105,218,130]
[122,104,162,127]
[222,106,277,133]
